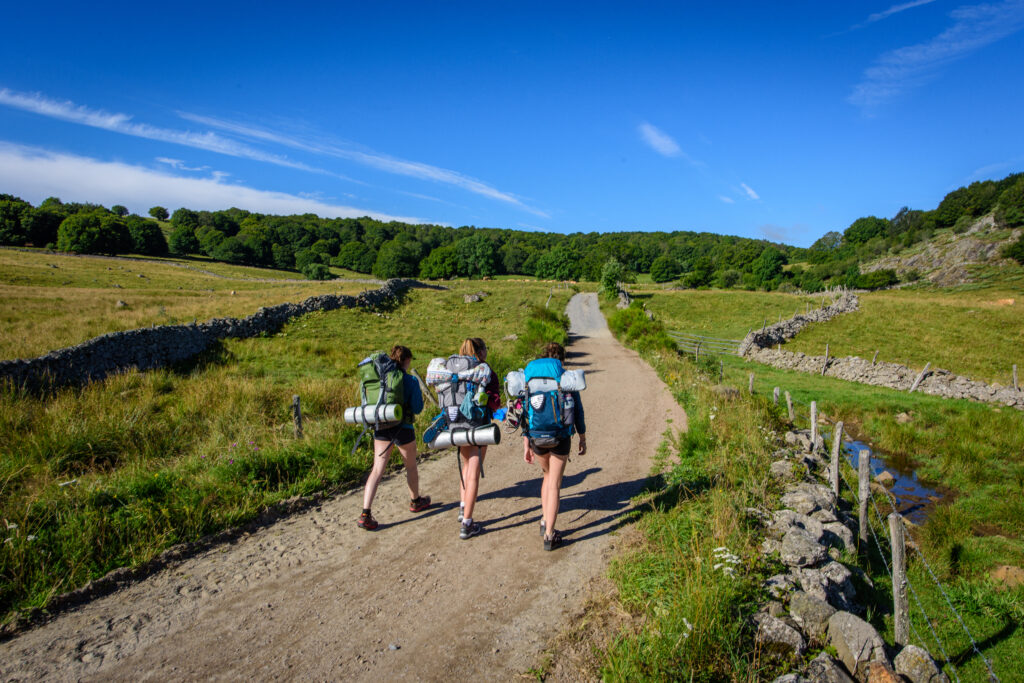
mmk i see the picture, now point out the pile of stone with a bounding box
[0,278,420,391]
[738,293,860,356]
[753,429,949,683]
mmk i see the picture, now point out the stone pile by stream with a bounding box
[739,292,1024,411]
[0,278,422,391]
[751,428,949,683]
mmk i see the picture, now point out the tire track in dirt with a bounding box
[0,293,686,681]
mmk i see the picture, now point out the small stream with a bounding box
[840,439,944,525]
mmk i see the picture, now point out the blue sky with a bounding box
[1,1,1023,247]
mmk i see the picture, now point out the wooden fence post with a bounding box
[1014,364,1019,392]
[773,387,780,406]
[292,395,303,439]
[889,513,910,647]
[748,373,754,394]
[909,362,931,393]
[695,341,701,361]
[858,449,870,547]
[411,368,438,407]
[822,343,830,376]
[830,421,844,498]
[872,350,879,366]
[785,391,794,421]
[719,360,724,384]
[810,401,818,452]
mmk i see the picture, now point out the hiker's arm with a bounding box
[572,392,586,435]
[577,433,587,456]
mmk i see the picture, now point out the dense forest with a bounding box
[1,172,1022,291]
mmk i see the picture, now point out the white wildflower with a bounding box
[27,535,36,542]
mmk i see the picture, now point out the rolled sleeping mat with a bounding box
[559,369,586,392]
[428,423,501,449]
[344,403,403,425]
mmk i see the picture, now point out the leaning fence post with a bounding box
[411,368,438,407]
[872,350,879,366]
[719,360,723,384]
[822,343,830,376]
[810,401,818,452]
[785,391,794,421]
[748,373,755,394]
[695,341,701,361]
[858,449,870,547]
[889,513,910,647]
[292,395,303,439]
[830,421,844,498]
[909,362,931,393]
[773,387,780,406]
[1014,364,1019,392]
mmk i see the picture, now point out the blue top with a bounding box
[569,391,586,436]
[401,372,424,429]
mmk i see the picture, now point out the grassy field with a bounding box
[597,298,1023,681]
[0,248,381,359]
[786,274,1024,385]
[0,278,574,623]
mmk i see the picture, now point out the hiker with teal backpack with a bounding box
[518,342,587,550]
[352,345,430,530]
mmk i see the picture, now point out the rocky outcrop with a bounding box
[0,279,421,390]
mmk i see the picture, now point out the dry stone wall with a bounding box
[0,279,420,391]
[739,292,1024,410]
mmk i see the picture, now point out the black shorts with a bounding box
[373,425,415,446]
[529,437,571,457]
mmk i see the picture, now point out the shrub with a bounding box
[57,212,131,255]
[301,262,334,280]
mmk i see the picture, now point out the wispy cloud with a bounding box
[0,88,334,176]
[0,141,422,223]
[759,224,787,242]
[858,0,939,28]
[849,0,1024,108]
[718,195,735,204]
[179,112,548,217]
[155,157,209,172]
[638,122,682,158]
[740,183,760,200]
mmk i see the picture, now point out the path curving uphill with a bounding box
[0,293,686,681]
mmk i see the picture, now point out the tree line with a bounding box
[1,170,1021,289]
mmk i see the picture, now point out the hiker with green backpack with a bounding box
[351,345,430,530]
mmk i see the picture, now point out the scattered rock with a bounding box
[805,651,855,683]
[388,643,399,651]
[990,564,1024,589]
[772,675,810,683]
[115,300,128,308]
[894,644,949,683]
[827,611,889,679]
[866,661,901,683]
[763,574,796,599]
[710,385,740,399]
[772,459,799,480]
[875,471,896,487]
[463,291,489,303]
[753,613,806,658]
[788,591,836,644]
[895,412,913,424]
[501,334,518,341]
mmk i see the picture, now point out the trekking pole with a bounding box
[410,368,438,407]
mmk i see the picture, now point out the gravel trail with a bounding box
[0,292,686,681]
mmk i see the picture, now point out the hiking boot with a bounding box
[409,495,431,513]
[356,511,378,530]
[543,529,562,551]
[459,521,482,540]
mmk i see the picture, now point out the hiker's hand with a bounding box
[523,444,534,464]
[578,435,587,456]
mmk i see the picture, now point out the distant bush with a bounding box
[125,216,169,255]
[57,212,131,255]
[855,269,898,290]
[301,262,334,280]
[1002,236,1024,265]
[607,303,676,354]
[169,225,200,254]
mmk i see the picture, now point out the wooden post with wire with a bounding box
[872,350,879,366]
[909,362,931,393]
[858,449,870,546]
[773,386,780,406]
[810,401,818,452]
[1014,364,1019,392]
[292,395,303,439]
[785,391,794,421]
[830,421,844,498]
[889,513,910,647]
[822,343,830,376]
[748,373,754,394]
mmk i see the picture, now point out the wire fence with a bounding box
[668,331,742,357]
[781,391,1000,682]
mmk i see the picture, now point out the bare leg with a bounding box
[460,446,484,520]
[362,439,394,510]
[542,454,568,536]
[397,441,420,500]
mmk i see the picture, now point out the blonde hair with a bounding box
[459,337,486,357]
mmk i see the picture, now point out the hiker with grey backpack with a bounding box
[344,345,430,530]
[506,342,587,550]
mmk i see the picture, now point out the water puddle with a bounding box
[840,439,944,525]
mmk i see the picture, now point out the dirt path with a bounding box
[0,293,686,682]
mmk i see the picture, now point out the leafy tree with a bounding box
[0,197,31,245]
[294,248,319,273]
[302,262,334,280]
[271,243,295,269]
[149,206,169,220]
[856,269,898,290]
[809,231,842,252]
[333,241,376,273]
[599,257,627,299]
[168,225,200,254]
[649,255,679,283]
[996,176,1024,227]
[125,215,169,255]
[22,207,64,246]
[211,236,253,264]
[57,212,131,254]
[419,245,459,279]
[372,240,420,279]
[681,257,714,288]
[716,268,741,288]
[752,247,785,286]
[456,234,498,278]
[843,216,889,245]
[533,247,581,281]
[111,205,129,217]
[170,207,200,228]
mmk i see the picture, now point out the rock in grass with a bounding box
[781,483,836,516]
[763,573,796,599]
[865,661,901,683]
[805,651,854,683]
[823,521,856,554]
[893,645,949,683]
[827,611,890,679]
[788,591,836,644]
[772,675,810,683]
[754,613,806,658]
[875,471,896,487]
